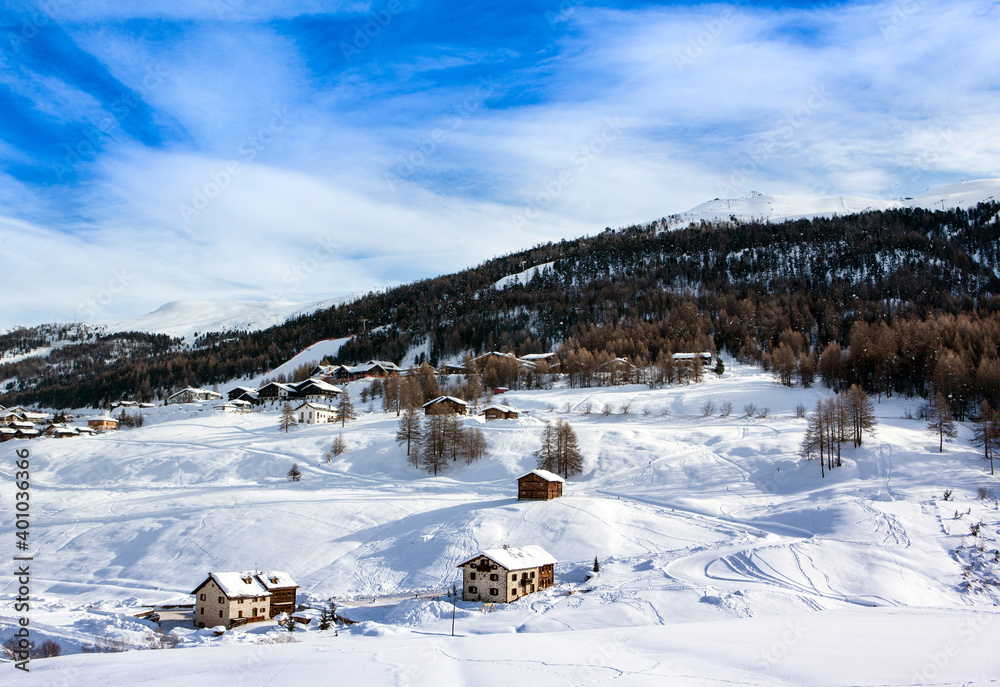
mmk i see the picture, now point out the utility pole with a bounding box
[360,317,368,334]
[451,584,457,636]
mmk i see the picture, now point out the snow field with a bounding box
[1,361,998,684]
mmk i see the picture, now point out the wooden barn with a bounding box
[517,469,564,500]
[482,404,520,421]
[458,545,557,603]
[422,396,468,415]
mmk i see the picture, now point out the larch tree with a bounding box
[844,384,876,447]
[337,392,357,427]
[555,419,583,479]
[287,463,302,482]
[395,405,423,466]
[331,434,347,456]
[927,392,957,452]
[420,408,449,475]
[534,421,558,473]
[971,399,998,475]
[279,401,296,433]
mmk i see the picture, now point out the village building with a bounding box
[422,396,468,416]
[458,545,557,604]
[482,404,521,421]
[217,401,252,414]
[228,386,259,403]
[672,352,714,364]
[167,388,223,404]
[1,410,24,425]
[517,470,564,500]
[254,571,298,618]
[256,382,298,405]
[295,402,336,424]
[0,427,17,442]
[191,571,298,628]
[437,363,468,375]
[43,424,79,438]
[21,411,51,424]
[88,417,118,432]
[292,378,343,404]
[14,427,40,440]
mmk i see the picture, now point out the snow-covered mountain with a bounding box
[660,178,1000,230]
[92,296,358,343]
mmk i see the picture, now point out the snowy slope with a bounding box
[493,261,555,289]
[1,361,998,684]
[93,296,356,343]
[662,178,1000,230]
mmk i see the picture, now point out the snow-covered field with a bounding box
[2,361,999,685]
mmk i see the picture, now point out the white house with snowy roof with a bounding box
[191,571,298,629]
[457,545,557,603]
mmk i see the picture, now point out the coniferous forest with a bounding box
[3,201,1000,418]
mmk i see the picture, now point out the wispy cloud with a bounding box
[1,0,998,327]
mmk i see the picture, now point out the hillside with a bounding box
[3,191,1000,412]
[1,362,998,683]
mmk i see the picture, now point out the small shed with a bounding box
[422,396,468,416]
[517,470,564,500]
[482,404,520,421]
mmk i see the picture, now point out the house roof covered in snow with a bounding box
[193,572,271,598]
[521,469,564,483]
[458,545,557,571]
[255,571,298,590]
[481,403,522,414]
[293,378,343,393]
[422,395,468,408]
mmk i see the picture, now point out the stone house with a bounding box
[191,571,298,629]
[458,545,556,604]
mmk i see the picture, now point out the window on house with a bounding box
[200,593,206,601]
[470,572,476,580]
[489,588,498,596]
[530,572,535,579]
[219,610,223,617]
[490,573,498,581]
[469,586,477,593]
[218,596,224,604]
[253,608,258,616]
[199,607,204,615]
[511,574,517,581]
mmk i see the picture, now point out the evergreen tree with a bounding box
[593,557,600,573]
[279,402,296,433]
[927,392,957,452]
[337,392,357,427]
[287,463,302,482]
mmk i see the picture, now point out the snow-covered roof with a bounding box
[232,386,257,393]
[459,545,557,571]
[519,352,557,361]
[482,403,521,414]
[294,402,335,411]
[294,378,343,393]
[256,571,298,590]
[168,387,222,401]
[259,382,296,392]
[422,395,468,407]
[672,352,713,360]
[0,427,16,435]
[195,572,271,598]
[521,469,564,483]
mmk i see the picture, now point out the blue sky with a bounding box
[2,0,999,328]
